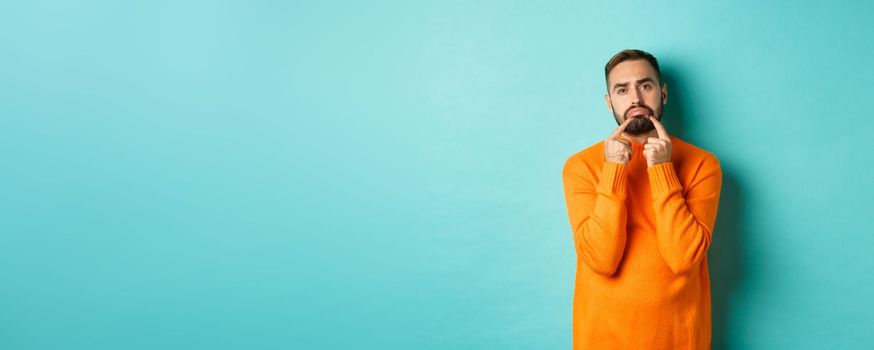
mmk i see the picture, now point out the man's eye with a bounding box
[641,84,651,90]
[617,88,626,94]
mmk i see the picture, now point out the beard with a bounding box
[612,100,664,135]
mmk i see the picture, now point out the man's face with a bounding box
[605,59,668,135]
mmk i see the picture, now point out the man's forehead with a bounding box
[608,60,659,85]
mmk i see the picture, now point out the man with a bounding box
[561,49,722,349]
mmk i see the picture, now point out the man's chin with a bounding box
[625,118,655,135]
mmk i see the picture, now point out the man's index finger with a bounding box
[649,116,670,141]
[610,117,634,139]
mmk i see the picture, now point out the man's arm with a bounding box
[643,116,723,274]
[647,157,722,274]
[562,158,629,276]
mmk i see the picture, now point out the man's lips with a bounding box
[627,107,650,118]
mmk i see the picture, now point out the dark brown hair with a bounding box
[604,49,661,88]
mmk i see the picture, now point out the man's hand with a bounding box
[643,116,672,167]
[604,117,633,164]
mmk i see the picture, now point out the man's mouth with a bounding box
[627,107,650,119]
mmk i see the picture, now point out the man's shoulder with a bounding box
[563,140,604,168]
[671,136,721,167]
[561,140,604,181]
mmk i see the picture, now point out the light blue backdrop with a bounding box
[1,1,872,349]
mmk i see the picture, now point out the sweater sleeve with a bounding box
[562,158,629,276]
[647,157,723,274]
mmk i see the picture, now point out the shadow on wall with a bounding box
[662,66,747,350]
[709,170,744,350]
[659,66,689,139]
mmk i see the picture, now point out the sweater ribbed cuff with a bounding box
[597,162,628,198]
[647,162,681,197]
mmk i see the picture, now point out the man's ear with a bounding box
[605,94,613,111]
[661,83,668,105]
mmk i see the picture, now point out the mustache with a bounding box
[624,104,654,118]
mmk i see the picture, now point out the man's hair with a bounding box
[604,49,661,88]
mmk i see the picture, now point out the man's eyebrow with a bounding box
[612,78,656,90]
[635,78,655,85]
[612,82,629,90]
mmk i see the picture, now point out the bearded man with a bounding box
[562,49,723,349]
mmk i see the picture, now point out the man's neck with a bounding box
[620,129,659,145]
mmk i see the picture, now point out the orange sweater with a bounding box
[561,136,722,349]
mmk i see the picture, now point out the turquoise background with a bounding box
[1,1,872,349]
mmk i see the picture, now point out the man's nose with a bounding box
[632,88,643,104]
